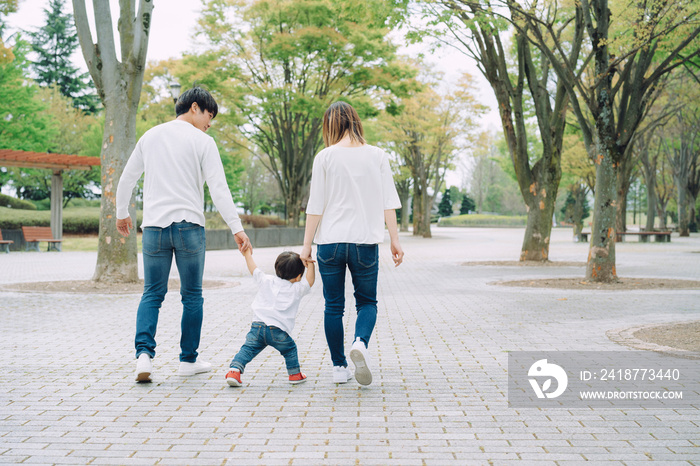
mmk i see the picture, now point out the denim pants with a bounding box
[317,243,378,367]
[135,221,205,363]
[230,322,301,375]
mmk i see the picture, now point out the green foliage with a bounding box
[460,193,475,214]
[28,0,99,113]
[195,0,417,225]
[438,188,453,217]
[0,206,142,234]
[437,213,527,227]
[0,193,36,210]
[0,39,55,152]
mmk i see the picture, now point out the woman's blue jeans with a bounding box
[230,322,300,375]
[135,221,205,363]
[317,243,378,368]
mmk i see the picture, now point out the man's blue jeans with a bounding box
[317,243,378,368]
[135,221,205,363]
[230,322,301,375]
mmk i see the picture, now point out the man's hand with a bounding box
[390,240,404,267]
[116,217,133,237]
[234,231,252,253]
[300,244,315,266]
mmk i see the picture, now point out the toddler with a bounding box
[226,249,314,386]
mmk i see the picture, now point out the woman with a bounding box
[301,101,404,386]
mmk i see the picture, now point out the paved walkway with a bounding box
[1,227,699,465]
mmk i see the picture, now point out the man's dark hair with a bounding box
[175,86,218,118]
[275,251,305,281]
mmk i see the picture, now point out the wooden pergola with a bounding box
[0,149,101,240]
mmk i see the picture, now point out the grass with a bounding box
[437,213,528,227]
[62,234,142,252]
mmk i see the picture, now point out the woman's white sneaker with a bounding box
[178,360,212,376]
[135,353,153,383]
[350,338,372,386]
[332,366,353,383]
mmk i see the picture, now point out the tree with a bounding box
[72,0,154,282]
[665,108,700,236]
[0,0,17,64]
[29,0,98,113]
[438,188,453,217]
[413,0,582,262]
[560,184,590,241]
[379,76,483,237]
[0,39,54,153]
[11,86,101,207]
[195,0,414,226]
[460,193,475,214]
[507,0,700,281]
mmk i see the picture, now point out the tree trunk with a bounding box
[93,104,139,282]
[645,175,657,232]
[657,205,668,230]
[399,190,410,232]
[677,184,689,236]
[586,139,618,282]
[412,184,426,236]
[422,188,433,239]
[520,163,561,261]
[572,184,587,241]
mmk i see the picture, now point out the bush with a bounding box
[0,206,142,234]
[0,193,37,210]
[437,213,527,228]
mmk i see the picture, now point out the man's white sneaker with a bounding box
[349,337,372,386]
[135,353,153,383]
[178,360,212,376]
[332,365,353,384]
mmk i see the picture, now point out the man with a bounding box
[116,87,250,383]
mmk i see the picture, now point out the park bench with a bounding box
[616,231,672,243]
[22,226,62,252]
[579,230,671,243]
[0,230,13,253]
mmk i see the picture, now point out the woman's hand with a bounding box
[300,244,315,266]
[390,240,404,267]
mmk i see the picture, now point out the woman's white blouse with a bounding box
[306,144,401,245]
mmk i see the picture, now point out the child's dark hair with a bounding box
[275,251,305,281]
[175,86,218,118]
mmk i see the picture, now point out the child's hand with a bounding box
[242,247,252,257]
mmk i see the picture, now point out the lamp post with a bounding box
[169,81,182,105]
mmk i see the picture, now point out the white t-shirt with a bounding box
[305,144,401,244]
[116,120,243,234]
[251,268,311,335]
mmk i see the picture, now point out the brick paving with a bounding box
[1,227,699,465]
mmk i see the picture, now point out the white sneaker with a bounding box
[349,337,372,386]
[178,360,212,376]
[135,353,153,383]
[332,366,353,384]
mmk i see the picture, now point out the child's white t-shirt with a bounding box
[250,268,310,335]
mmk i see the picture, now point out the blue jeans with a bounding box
[135,221,206,363]
[230,322,301,375]
[317,243,378,367]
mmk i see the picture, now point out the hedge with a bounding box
[0,193,37,210]
[437,213,528,228]
[0,206,142,234]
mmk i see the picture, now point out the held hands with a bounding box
[390,240,404,267]
[300,244,315,266]
[116,217,133,237]
[234,231,252,254]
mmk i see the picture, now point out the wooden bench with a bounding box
[0,230,13,253]
[22,226,62,251]
[616,231,672,243]
[579,231,671,243]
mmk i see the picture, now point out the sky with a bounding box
[6,0,502,188]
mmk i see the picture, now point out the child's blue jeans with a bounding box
[230,322,300,375]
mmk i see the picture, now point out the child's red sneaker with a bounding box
[226,370,242,387]
[288,372,307,385]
